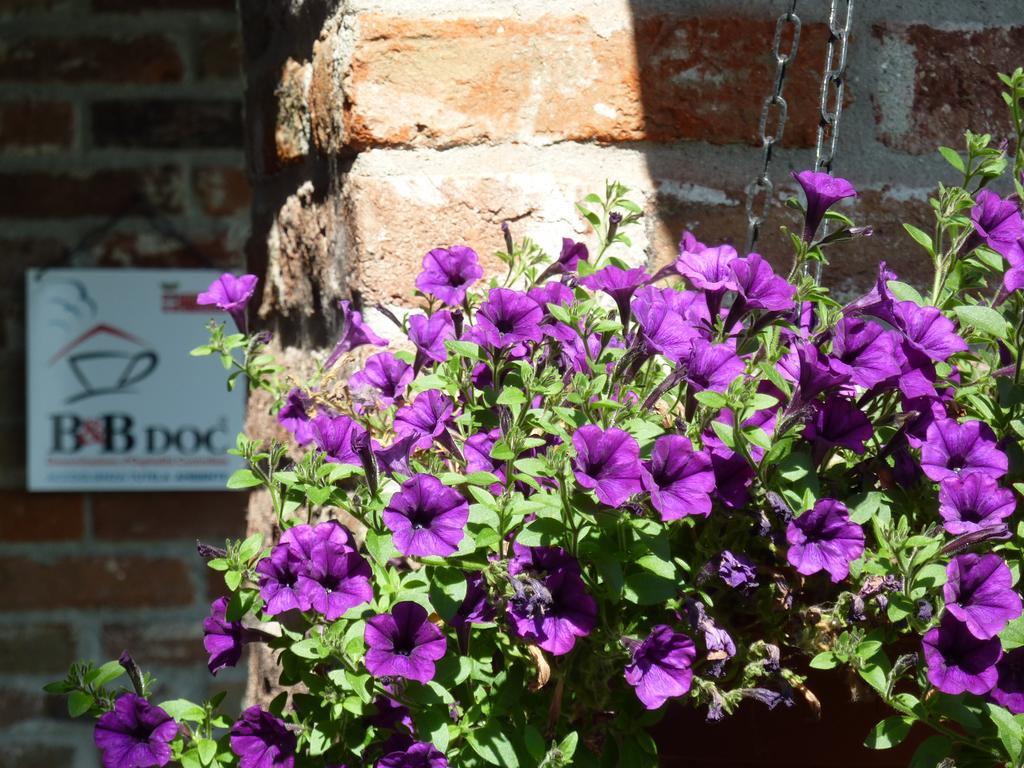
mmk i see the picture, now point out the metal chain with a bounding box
[812,0,854,280]
[745,2,801,253]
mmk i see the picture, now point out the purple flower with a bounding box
[281,520,353,559]
[349,352,414,411]
[415,246,483,306]
[640,435,715,520]
[829,318,904,389]
[230,707,297,768]
[709,447,753,510]
[94,694,176,768]
[475,288,544,348]
[377,742,449,768]
[197,273,258,334]
[394,390,454,452]
[204,597,247,675]
[311,412,367,466]
[785,343,849,403]
[844,261,898,324]
[408,311,455,366]
[451,571,495,628]
[631,290,699,362]
[992,648,1024,714]
[792,170,857,242]
[718,550,758,592]
[506,551,597,656]
[374,434,418,478]
[572,425,644,508]
[580,265,650,322]
[804,395,873,454]
[967,189,1024,263]
[624,626,696,709]
[325,300,388,370]
[728,253,795,312]
[364,601,447,683]
[920,419,1008,481]
[383,474,469,558]
[786,499,865,582]
[557,237,589,271]
[683,339,745,393]
[675,244,739,293]
[944,554,1022,640]
[298,545,373,620]
[938,474,1015,535]
[922,614,1002,695]
[277,388,315,446]
[892,301,968,365]
[256,545,308,615]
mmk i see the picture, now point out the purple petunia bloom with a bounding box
[892,301,968,365]
[325,300,388,370]
[683,339,745,393]
[922,613,1002,695]
[792,170,857,242]
[728,253,795,313]
[408,311,455,366]
[786,499,865,582]
[944,554,1022,640]
[640,435,715,520]
[623,625,697,710]
[451,571,495,629]
[255,545,309,616]
[377,742,449,768]
[197,273,258,334]
[580,265,650,323]
[383,474,469,558]
[364,601,447,684]
[920,419,1008,481]
[631,290,699,362]
[718,550,758,592]
[572,425,644,508]
[938,474,1016,535]
[94,694,177,768]
[966,189,1024,263]
[415,246,484,306]
[784,343,850,404]
[804,396,873,454]
[204,597,247,675]
[374,434,418,479]
[349,352,414,411]
[843,261,898,324]
[298,544,373,620]
[474,288,544,348]
[506,549,597,656]
[277,387,316,446]
[230,707,297,768]
[557,238,589,270]
[829,317,904,389]
[311,412,367,466]
[675,244,739,294]
[394,390,455,452]
[992,648,1024,714]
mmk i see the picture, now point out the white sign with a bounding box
[26,269,246,491]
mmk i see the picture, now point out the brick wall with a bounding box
[0,1,250,765]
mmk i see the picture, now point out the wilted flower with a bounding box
[786,499,864,582]
[718,550,759,592]
[944,554,1022,640]
[572,425,644,508]
[922,613,1002,695]
[383,474,469,557]
[94,694,177,768]
[197,273,258,334]
[623,626,696,709]
[364,602,447,683]
[415,246,483,306]
[230,707,297,768]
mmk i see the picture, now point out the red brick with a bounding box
[91,100,243,149]
[198,30,242,80]
[0,101,73,152]
[0,555,193,610]
[193,166,251,215]
[873,24,1024,154]
[0,237,69,278]
[0,168,182,218]
[274,58,311,163]
[93,492,247,540]
[0,35,183,84]
[88,229,241,269]
[102,621,206,666]
[95,0,234,9]
[0,623,75,673]
[0,491,84,541]
[341,14,831,149]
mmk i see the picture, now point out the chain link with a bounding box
[745,1,801,253]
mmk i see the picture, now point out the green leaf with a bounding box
[445,340,482,360]
[197,738,217,766]
[463,471,503,487]
[365,529,397,565]
[864,716,913,749]
[623,572,677,605]
[988,702,1024,764]
[954,304,1010,338]
[159,699,207,723]
[291,637,329,660]
[428,567,468,621]
[468,722,520,767]
[87,659,125,687]
[636,554,676,580]
[902,224,934,254]
[224,569,242,591]
[809,651,838,670]
[887,280,925,305]
[226,469,262,489]
[909,735,951,768]
[1001,616,1024,651]
[558,731,579,760]
[693,391,728,410]
[237,533,263,562]
[496,388,527,407]
[938,146,965,173]
[68,690,93,717]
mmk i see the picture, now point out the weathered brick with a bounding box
[93,492,247,540]
[274,58,311,163]
[95,0,234,9]
[0,101,73,152]
[194,166,251,215]
[88,229,241,269]
[0,745,77,768]
[340,14,830,150]
[0,556,193,610]
[0,237,66,278]
[102,621,206,666]
[91,100,243,149]
[0,35,183,83]
[0,168,182,218]
[0,490,84,541]
[0,623,76,673]
[873,24,1024,154]
[198,29,243,80]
